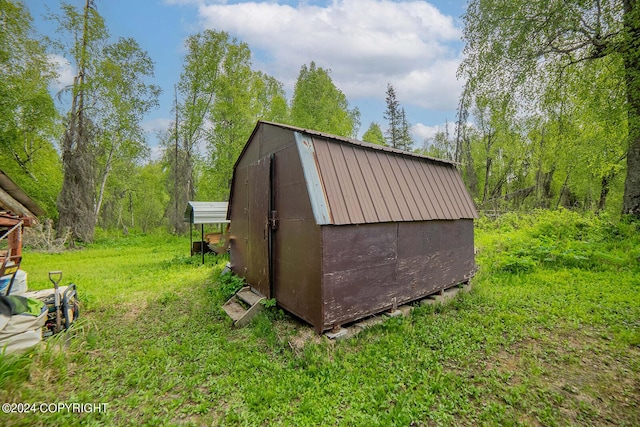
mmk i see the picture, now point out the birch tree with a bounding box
[460,0,640,218]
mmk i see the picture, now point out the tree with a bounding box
[460,0,640,218]
[383,83,401,148]
[290,61,360,138]
[422,121,455,161]
[398,108,413,151]
[362,122,386,146]
[92,37,160,222]
[0,0,61,216]
[167,29,288,227]
[132,162,169,233]
[205,44,289,201]
[53,1,159,241]
[55,0,107,242]
[166,30,229,232]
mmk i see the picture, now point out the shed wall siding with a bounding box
[229,166,249,277]
[321,220,474,330]
[230,133,323,328]
[396,219,475,299]
[272,144,323,329]
[321,223,398,327]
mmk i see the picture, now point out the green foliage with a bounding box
[168,29,288,213]
[0,352,32,390]
[216,272,245,301]
[361,122,386,146]
[477,209,640,274]
[261,298,277,309]
[92,36,161,225]
[459,0,639,217]
[290,61,360,138]
[0,0,61,217]
[131,162,169,232]
[420,121,455,161]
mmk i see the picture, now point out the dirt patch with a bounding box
[120,300,149,322]
[478,326,640,425]
[287,326,324,353]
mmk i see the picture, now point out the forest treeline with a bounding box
[1,0,638,242]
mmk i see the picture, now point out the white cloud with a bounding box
[195,0,463,109]
[48,54,75,91]
[149,144,165,162]
[413,120,456,142]
[395,58,463,109]
[142,117,173,135]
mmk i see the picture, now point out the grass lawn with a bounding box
[1,210,639,426]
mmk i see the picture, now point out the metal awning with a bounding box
[184,201,229,225]
[184,201,229,264]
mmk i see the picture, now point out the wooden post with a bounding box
[7,225,21,258]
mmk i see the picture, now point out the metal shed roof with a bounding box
[184,202,229,225]
[232,121,478,226]
[289,125,478,225]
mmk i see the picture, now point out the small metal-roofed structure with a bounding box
[184,201,229,225]
[184,202,229,263]
[227,121,478,333]
[0,169,45,221]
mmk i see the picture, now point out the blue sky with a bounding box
[29,0,468,153]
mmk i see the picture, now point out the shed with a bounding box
[227,121,478,333]
[184,201,229,261]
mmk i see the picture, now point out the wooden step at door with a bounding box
[236,287,263,306]
[221,286,266,327]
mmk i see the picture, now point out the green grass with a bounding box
[1,211,639,426]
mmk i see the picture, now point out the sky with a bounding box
[28,0,469,153]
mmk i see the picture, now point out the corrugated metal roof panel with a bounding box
[184,201,230,224]
[309,137,478,225]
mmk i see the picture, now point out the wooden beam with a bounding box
[0,186,37,221]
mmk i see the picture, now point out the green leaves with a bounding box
[362,122,386,146]
[459,0,636,214]
[167,30,289,210]
[0,0,60,217]
[290,61,360,138]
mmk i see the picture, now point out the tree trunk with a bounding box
[482,156,492,202]
[622,0,640,218]
[597,170,616,213]
[56,0,96,242]
[94,144,114,221]
[463,138,478,197]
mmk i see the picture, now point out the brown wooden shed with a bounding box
[227,121,478,333]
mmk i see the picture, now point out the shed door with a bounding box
[247,156,271,297]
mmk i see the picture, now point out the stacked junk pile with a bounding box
[0,170,79,354]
